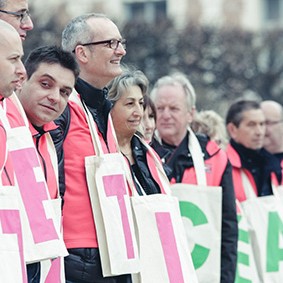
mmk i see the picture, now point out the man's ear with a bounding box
[74,46,88,64]
[188,107,196,125]
[226,122,237,139]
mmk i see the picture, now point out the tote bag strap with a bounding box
[137,135,171,195]
[0,99,10,129]
[0,99,10,186]
[241,169,277,199]
[270,172,281,198]
[187,127,207,186]
[10,92,29,126]
[69,92,104,155]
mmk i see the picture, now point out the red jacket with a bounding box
[176,140,228,186]
[59,95,118,249]
[226,143,258,202]
[226,143,279,202]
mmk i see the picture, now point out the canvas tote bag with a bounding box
[170,128,222,283]
[2,94,67,263]
[0,188,28,283]
[240,171,283,282]
[235,199,260,283]
[68,92,140,276]
[128,140,198,283]
[0,104,27,282]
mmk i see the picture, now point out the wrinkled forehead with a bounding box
[241,108,265,123]
[87,17,121,39]
[2,0,29,10]
[261,104,282,120]
[0,22,22,47]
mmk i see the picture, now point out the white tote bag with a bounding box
[170,129,222,283]
[240,171,283,283]
[235,200,260,283]
[127,141,198,283]
[131,193,198,283]
[74,92,139,277]
[40,257,65,283]
[85,153,140,276]
[0,103,27,283]
[0,187,28,283]
[40,197,66,283]
[1,95,68,263]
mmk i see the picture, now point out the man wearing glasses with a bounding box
[261,100,283,185]
[0,0,33,41]
[51,13,130,283]
[261,100,283,155]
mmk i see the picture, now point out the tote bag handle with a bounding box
[187,127,207,186]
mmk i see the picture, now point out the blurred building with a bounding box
[30,0,283,31]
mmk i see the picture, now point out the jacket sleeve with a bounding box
[50,105,70,206]
[220,160,238,283]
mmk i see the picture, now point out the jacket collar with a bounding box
[29,120,57,137]
[75,77,110,110]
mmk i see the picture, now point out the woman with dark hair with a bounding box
[142,95,156,143]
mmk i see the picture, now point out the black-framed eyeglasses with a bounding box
[74,38,126,52]
[265,119,283,126]
[0,9,31,24]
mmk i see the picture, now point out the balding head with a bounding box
[0,19,25,98]
[261,100,283,154]
[0,17,18,34]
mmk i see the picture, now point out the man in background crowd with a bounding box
[261,100,283,158]
[226,99,281,201]
[261,100,283,185]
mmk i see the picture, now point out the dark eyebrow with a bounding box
[40,74,56,82]
[62,86,73,92]
[40,74,73,92]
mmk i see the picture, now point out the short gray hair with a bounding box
[107,66,149,104]
[150,72,196,112]
[61,13,108,53]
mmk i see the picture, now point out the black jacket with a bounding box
[152,133,238,283]
[129,135,161,195]
[230,139,282,196]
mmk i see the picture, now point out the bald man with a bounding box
[0,19,25,98]
[0,19,27,282]
[261,100,283,186]
[261,100,283,155]
[0,19,25,182]
[0,21,65,283]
